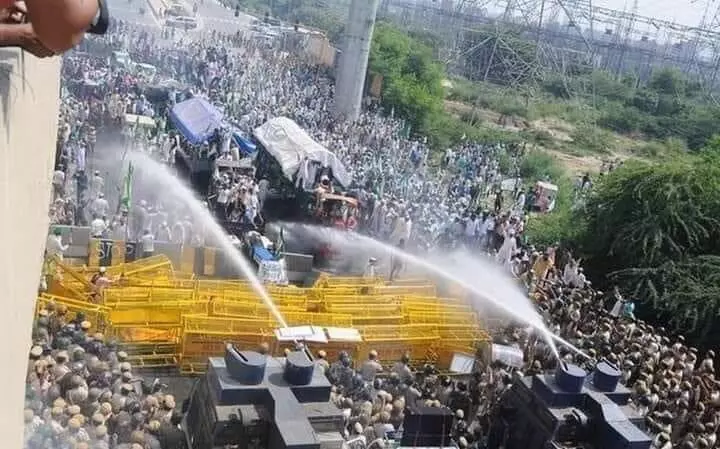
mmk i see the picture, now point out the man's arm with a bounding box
[0,22,53,57]
[0,22,24,45]
[25,0,97,52]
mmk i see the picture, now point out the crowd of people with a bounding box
[49,18,539,255]
[25,307,186,449]
[31,13,713,449]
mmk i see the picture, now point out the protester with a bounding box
[35,19,708,449]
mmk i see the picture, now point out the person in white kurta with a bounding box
[496,230,517,267]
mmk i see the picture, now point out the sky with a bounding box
[598,0,706,27]
[478,0,712,31]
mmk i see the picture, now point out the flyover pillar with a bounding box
[334,0,381,122]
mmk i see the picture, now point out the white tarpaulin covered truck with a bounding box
[254,117,351,190]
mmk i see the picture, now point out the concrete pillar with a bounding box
[0,49,61,448]
[334,0,381,121]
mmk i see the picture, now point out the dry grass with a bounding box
[443,100,641,174]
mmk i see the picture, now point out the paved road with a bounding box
[194,0,255,33]
[109,0,256,33]
[109,0,160,27]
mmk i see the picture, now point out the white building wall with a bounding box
[0,49,61,449]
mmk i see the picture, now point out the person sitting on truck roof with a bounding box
[316,175,333,195]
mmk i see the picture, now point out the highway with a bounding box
[108,0,256,33]
[108,0,160,27]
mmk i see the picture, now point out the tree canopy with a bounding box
[533,151,720,343]
[369,23,444,134]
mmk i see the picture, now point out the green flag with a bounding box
[401,120,412,139]
[120,163,134,212]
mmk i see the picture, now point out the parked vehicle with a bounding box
[165,16,198,30]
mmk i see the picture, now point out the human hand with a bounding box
[0,0,26,23]
[15,22,55,58]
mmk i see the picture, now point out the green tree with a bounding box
[649,67,685,96]
[369,23,445,139]
[575,158,720,339]
[591,71,631,103]
[598,103,644,134]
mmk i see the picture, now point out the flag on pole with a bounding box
[120,162,134,212]
[401,120,412,139]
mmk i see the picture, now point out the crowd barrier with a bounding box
[49,227,314,281]
[42,242,491,374]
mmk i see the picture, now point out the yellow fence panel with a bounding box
[109,324,181,343]
[109,300,207,326]
[281,311,353,327]
[36,294,108,331]
[103,286,196,304]
[110,254,173,276]
[210,300,304,318]
[41,260,491,373]
[182,314,275,336]
[323,295,401,305]
[356,324,440,342]
[312,287,365,297]
[351,315,405,326]
[371,285,436,297]
[325,303,403,315]
[406,311,479,326]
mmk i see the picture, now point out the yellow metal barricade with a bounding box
[351,314,405,326]
[326,303,403,315]
[39,255,493,372]
[354,324,441,368]
[183,314,275,336]
[281,311,353,327]
[109,323,181,344]
[36,294,109,331]
[371,285,437,297]
[323,295,401,305]
[209,300,304,318]
[405,311,479,326]
[110,240,126,266]
[88,240,101,268]
[103,286,196,304]
[109,254,173,276]
[357,324,440,342]
[108,300,208,327]
[317,276,381,287]
[312,287,365,298]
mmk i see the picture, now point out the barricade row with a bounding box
[42,254,490,373]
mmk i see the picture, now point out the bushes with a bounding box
[525,202,577,247]
[570,124,613,155]
[597,103,644,134]
[523,174,575,247]
[519,151,564,181]
[568,157,720,340]
[630,138,686,158]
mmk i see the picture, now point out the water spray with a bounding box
[129,153,290,329]
[281,223,590,361]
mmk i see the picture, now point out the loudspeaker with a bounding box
[400,407,453,447]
